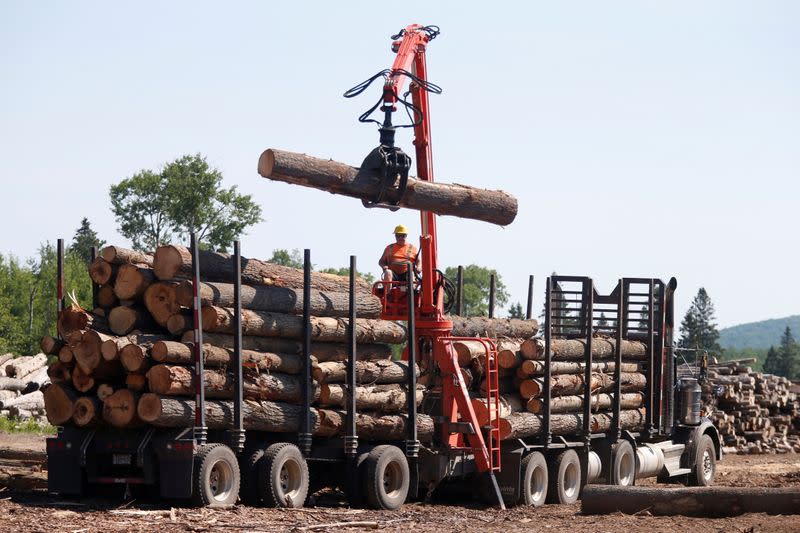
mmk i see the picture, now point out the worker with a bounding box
[379,224,419,283]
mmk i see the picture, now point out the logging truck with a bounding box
[46,23,721,508]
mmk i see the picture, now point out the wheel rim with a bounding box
[702,449,713,481]
[619,451,635,486]
[529,463,546,503]
[383,460,403,498]
[278,459,303,501]
[209,459,234,502]
[563,462,579,499]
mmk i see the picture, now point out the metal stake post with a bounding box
[229,241,245,452]
[488,274,496,318]
[526,275,534,320]
[345,255,358,456]
[455,265,464,316]
[543,277,552,446]
[405,261,419,498]
[299,249,313,455]
[190,233,207,444]
[90,246,99,309]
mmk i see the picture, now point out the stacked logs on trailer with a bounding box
[457,335,649,440]
[43,245,438,441]
[0,352,50,423]
[679,358,799,454]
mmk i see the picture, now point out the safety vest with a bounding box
[382,243,418,274]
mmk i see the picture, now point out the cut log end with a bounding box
[102,389,140,428]
[42,384,76,425]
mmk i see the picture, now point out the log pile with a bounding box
[680,359,800,454]
[0,352,50,424]
[42,245,435,440]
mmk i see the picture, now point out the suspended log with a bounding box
[471,394,525,426]
[143,282,182,327]
[42,383,77,425]
[58,306,109,338]
[151,341,309,374]
[519,372,646,399]
[519,337,647,361]
[108,305,157,335]
[137,393,434,441]
[153,245,371,296]
[4,353,47,378]
[97,285,119,309]
[448,317,539,339]
[89,258,117,286]
[318,383,422,412]
[527,392,644,414]
[114,264,155,300]
[47,361,72,385]
[73,396,103,427]
[103,389,141,428]
[313,360,415,384]
[101,246,153,267]
[185,331,393,362]
[258,149,518,226]
[201,306,406,344]
[499,408,646,440]
[581,486,800,517]
[518,360,640,377]
[40,335,64,356]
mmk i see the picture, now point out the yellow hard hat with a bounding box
[393,224,409,235]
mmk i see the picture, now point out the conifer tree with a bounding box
[71,218,105,264]
[678,288,721,353]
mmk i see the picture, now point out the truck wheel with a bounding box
[192,444,240,508]
[239,447,264,506]
[611,440,636,486]
[258,443,309,508]
[546,449,581,505]
[362,445,409,510]
[520,451,548,507]
[689,435,716,487]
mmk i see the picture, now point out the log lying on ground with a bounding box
[0,377,31,392]
[151,341,309,374]
[201,306,406,343]
[4,353,47,378]
[499,408,646,440]
[0,390,16,402]
[520,337,647,360]
[114,264,155,300]
[519,372,646,399]
[73,396,102,427]
[42,383,77,425]
[58,306,109,338]
[176,280,382,319]
[448,316,538,339]
[146,364,319,402]
[527,392,644,414]
[313,360,415,384]
[258,149,518,226]
[0,390,43,410]
[319,383,422,412]
[153,245,371,295]
[21,366,49,391]
[101,246,153,267]
[89,258,117,286]
[40,336,64,356]
[581,485,800,517]
[0,353,14,375]
[518,360,640,377]
[184,331,393,362]
[103,388,141,428]
[138,393,434,441]
[108,305,157,335]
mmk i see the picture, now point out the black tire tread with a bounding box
[363,445,409,510]
[520,451,548,507]
[192,443,240,508]
[258,442,309,508]
[240,447,265,506]
[546,449,580,505]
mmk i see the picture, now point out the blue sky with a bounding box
[1,1,797,327]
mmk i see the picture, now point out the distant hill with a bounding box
[719,315,800,350]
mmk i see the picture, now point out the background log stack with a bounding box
[679,358,800,454]
[0,352,50,424]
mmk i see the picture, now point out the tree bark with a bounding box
[0,390,43,409]
[108,305,157,335]
[73,396,103,427]
[4,353,47,378]
[581,486,800,517]
[527,392,644,414]
[114,264,155,300]
[258,149,518,227]
[143,282,182,327]
[184,331,393,362]
[447,316,539,339]
[70,330,115,374]
[137,393,434,441]
[318,383,422,412]
[453,340,488,367]
[42,383,77,425]
[519,337,647,361]
[103,388,141,428]
[201,306,406,344]
[176,280,381,319]
[151,341,311,374]
[58,306,109,339]
[471,394,525,426]
[101,246,153,266]
[40,335,64,356]
[518,360,640,377]
[0,377,31,393]
[313,360,415,384]
[89,258,117,286]
[499,408,646,440]
[519,372,646,399]
[101,334,169,362]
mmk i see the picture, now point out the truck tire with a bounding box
[362,445,409,510]
[689,435,716,487]
[258,442,309,508]
[520,451,548,507]
[192,444,240,508]
[546,449,581,505]
[239,447,265,506]
[611,440,636,486]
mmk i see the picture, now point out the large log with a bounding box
[151,341,310,374]
[71,365,96,393]
[471,394,525,426]
[518,360,640,377]
[499,408,646,440]
[20,366,49,391]
[527,392,644,414]
[258,149,518,226]
[0,390,43,409]
[70,330,115,374]
[520,337,647,361]
[176,280,381,319]
[143,282,182,327]
[102,388,141,428]
[101,246,153,267]
[184,331,393,362]
[47,361,72,385]
[73,396,103,427]
[318,383,422,412]
[201,306,406,344]
[4,353,47,378]
[519,372,646,399]
[0,377,30,392]
[313,360,415,384]
[97,285,119,308]
[101,334,169,362]
[166,311,193,335]
[108,305,157,335]
[58,346,74,364]
[114,264,155,300]
[137,393,434,441]
[57,306,109,338]
[40,336,64,356]
[42,383,77,425]
[581,486,800,517]
[89,258,117,286]
[448,316,539,339]
[153,245,370,295]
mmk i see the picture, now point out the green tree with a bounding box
[70,217,105,264]
[110,154,262,252]
[762,346,781,375]
[777,326,799,379]
[508,302,525,319]
[679,288,721,353]
[444,265,509,317]
[270,249,304,269]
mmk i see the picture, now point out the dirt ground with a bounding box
[0,432,798,533]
